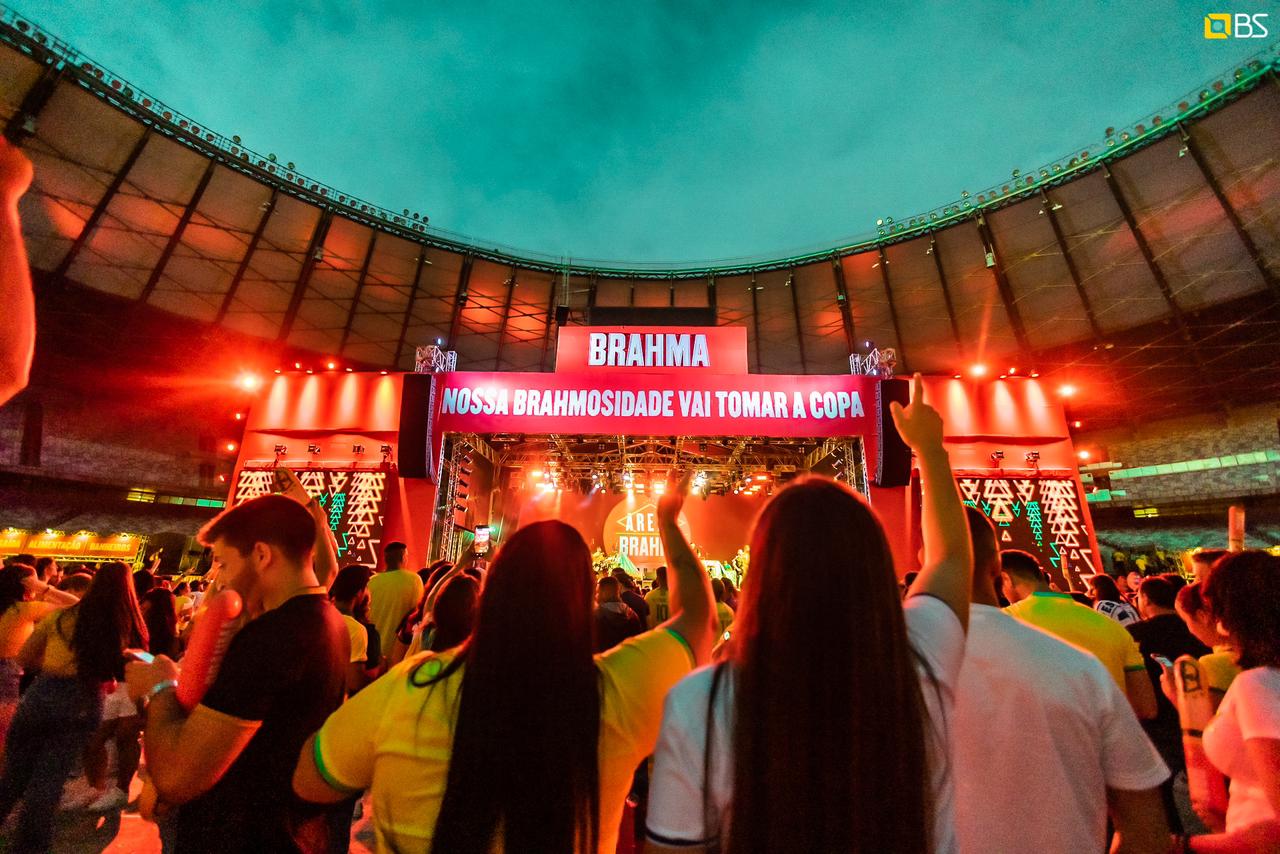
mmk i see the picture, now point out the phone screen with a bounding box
[474,525,491,556]
[127,649,155,664]
[1150,654,1174,669]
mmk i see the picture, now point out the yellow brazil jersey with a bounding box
[715,602,735,636]
[35,609,78,677]
[1005,592,1145,689]
[644,588,670,629]
[314,626,695,853]
[1201,646,1241,695]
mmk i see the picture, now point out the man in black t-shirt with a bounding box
[1128,575,1210,834]
[126,494,348,852]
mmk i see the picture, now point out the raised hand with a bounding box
[889,373,945,453]
[657,471,692,525]
[0,137,32,206]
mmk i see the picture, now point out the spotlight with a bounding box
[307,444,321,455]
[326,361,336,370]
[225,442,237,452]
[1024,451,1040,465]
[969,364,988,378]
[295,362,302,370]
[233,412,243,421]
[990,450,1005,464]
[1072,420,1082,428]
[236,372,262,392]
[1077,449,1091,461]
[352,444,365,454]
[380,444,393,460]
[1058,384,1077,397]
[273,444,288,457]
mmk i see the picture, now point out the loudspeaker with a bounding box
[398,373,434,479]
[874,377,912,488]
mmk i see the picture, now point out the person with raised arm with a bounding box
[292,473,714,853]
[123,495,349,852]
[0,137,33,408]
[645,373,973,853]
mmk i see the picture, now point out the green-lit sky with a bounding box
[18,0,1276,263]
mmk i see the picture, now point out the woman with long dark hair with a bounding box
[645,374,973,853]
[0,563,79,760]
[1086,573,1141,627]
[142,587,182,659]
[0,561,147,850]
[294,478,715,852]
[1173,551,1280,851]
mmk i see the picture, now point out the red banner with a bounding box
[434,371,877,441]
[555,326,748,374]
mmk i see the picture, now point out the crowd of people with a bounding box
[0,378,1274,853]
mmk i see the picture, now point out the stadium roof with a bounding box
[2,11,1279,431]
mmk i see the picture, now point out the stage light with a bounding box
[274,369,282,374]
[218,474,227,483]
[531,469,544,479]
[1029,371,1040,378]
[295,362,302,370]
[1077,449,1091,461]
[225,442,237,452]
[1008,367,1017,375]
[274,444,288,456]
[308,444,321,455]
[346,368,353,373]
[969,364,988,378]
[990,451,1004,464]
[652,482,667,495]
[380,444,393,460]
[352,444,365,454]
[1058,384,1077,397]
[233,412,243,421]
[1025,451,1040,465]
[953,373,962,379]
[326,361,336,370]
[236,372,262,392]
[1072,420,1082,428]
[306,369,313,375]
[380,371,388,375]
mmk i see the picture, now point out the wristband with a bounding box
[146,679,178,702]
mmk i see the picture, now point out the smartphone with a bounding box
[474,525,491,557]
[125,649,155,664]
[1150,654,1174,669]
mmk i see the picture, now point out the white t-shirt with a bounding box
[953,605,1168,853]
[1094,599,1141,627]
[1203,666,1280,831]
[646,594,965,852]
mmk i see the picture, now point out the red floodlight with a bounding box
[1058,384,1078,398]
[969,364,988,378]
[236,372,262,392]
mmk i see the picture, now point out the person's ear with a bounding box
[252,541,272,571]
